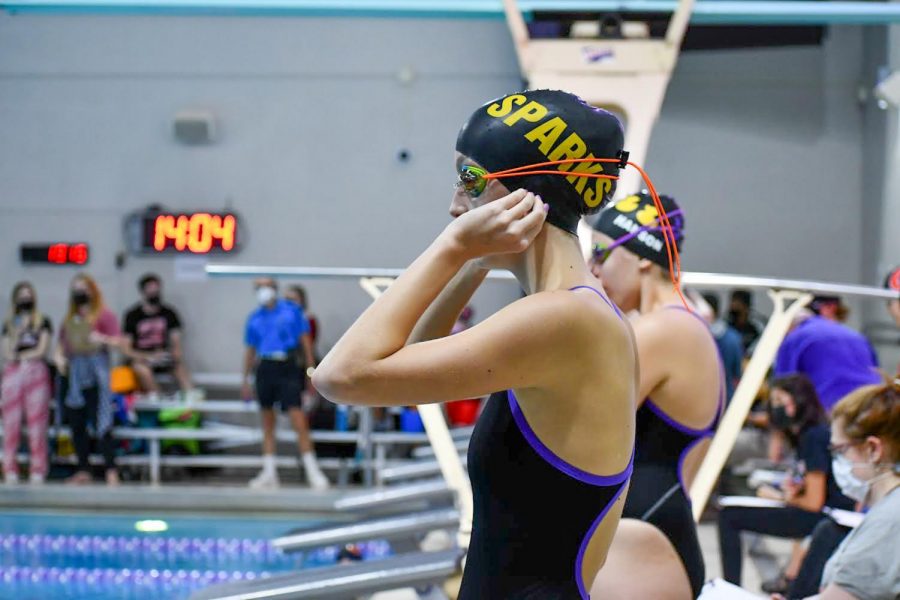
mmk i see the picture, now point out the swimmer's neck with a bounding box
[640,275,684,314]
[509,225,591,295]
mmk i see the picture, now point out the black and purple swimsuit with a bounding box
[621,305,724,598]
[459,286,633,599]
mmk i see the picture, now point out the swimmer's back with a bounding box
[460,286,636,599]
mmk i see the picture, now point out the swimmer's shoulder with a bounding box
[512,287,631,343]
[637,305,711,347]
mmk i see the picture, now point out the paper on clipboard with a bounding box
[699,578,766,599]
[717,495,787,509]
[824,507,864,528]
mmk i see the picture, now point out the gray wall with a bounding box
[0,15,523,372]
[0,15,891,374]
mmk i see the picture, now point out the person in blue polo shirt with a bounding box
[242,277,328,490]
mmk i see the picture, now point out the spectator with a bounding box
[242,278,328,490]
[775,310,881,413]
[1,282,52,484]
[728,289,764,355]
[702,292,743,401]
[54,274,122,486]
[809,295,849,323]
[121,274,194,398]
[284,284,319,364]
[775,376,900,600]
[718,375,854,588]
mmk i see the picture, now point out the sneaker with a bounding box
[3,472,19,485]
[306,467,331,491]
[28,473,45,485]
[184,388,205,404]
[249,470,280,489]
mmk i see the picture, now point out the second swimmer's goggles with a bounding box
[454,154,689,309]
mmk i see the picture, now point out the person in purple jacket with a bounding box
[774,302,880,413]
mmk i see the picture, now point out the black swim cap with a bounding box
[592,191,685,269]
[456,90,625,234]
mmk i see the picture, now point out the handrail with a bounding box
[208,265,899,301]
[273,508,459,552]
[190,549,461,600]
[333,479,452,512]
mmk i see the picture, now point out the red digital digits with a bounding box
[68,243,89,265]
[153,213,237,253]
[47,244,68,264]
[46,243,89,265]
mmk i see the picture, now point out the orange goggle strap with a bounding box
[482,155,688,309]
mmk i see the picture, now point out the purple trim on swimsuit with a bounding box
[677,435,711,499]
[575,481,629,600]
[643,398,715,437]
[508,391,633,486]
[568,285,624,319]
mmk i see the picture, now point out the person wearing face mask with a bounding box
[718,375,855,588]
[122,274,194,398]
[1,282,53,484]
[242,278,327,490]
[772,376,900,600]
[54,273,123,485]
[728,290,765,356]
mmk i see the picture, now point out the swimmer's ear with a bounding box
[637,258,656,275]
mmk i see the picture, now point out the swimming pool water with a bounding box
[0,510,392,599]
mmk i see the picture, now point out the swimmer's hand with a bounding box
[443,189,546,259]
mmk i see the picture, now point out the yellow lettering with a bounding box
[487,94,526,118]
[565,154,605,194]
[524,117,568,154]
[615,194,641,213]
[548,132,587,164]
[635,205,659,226]
[584,178,613,208]
[503,101,548,126]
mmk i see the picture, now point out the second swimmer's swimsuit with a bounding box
[622,306,724,598]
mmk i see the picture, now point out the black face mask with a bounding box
[15,300,35,313]
[770,405,793,430]
[72,291,90,306]
[144,294,161,306]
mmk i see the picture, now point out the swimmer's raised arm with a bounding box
[314,191,592,407]
[407,260,488,345]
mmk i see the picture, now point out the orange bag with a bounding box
[110,365,138,394]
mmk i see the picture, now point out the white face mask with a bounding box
[256,286,276,305]
[832,454,895,504]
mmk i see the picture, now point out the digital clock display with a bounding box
[20,243,90,265]
[134,212,239,254]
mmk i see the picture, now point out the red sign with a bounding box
[20,243,90,265]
